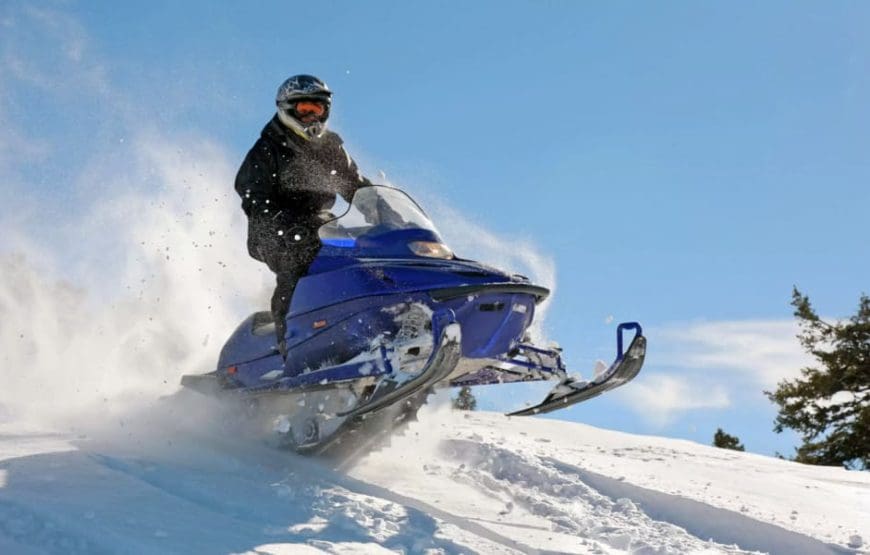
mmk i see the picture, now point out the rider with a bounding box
[235,74,372,356]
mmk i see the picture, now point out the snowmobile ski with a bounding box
[508,323,646,416]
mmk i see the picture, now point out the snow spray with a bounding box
[0,134,270,426]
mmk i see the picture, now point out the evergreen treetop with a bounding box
[713,428,745,451]
[452,385,477,411]
[765,288,870,470]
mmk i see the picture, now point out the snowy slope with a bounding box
[0,398,867,555]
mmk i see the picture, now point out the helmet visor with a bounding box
[294,100,327,119]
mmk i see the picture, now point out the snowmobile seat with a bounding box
[251,311,276,336]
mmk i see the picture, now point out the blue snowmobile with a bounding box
[182,185,645,454]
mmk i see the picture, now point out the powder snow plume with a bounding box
[0,133,272,426]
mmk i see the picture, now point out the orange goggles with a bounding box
[294,100,327,117]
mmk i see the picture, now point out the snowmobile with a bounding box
[182,185,646,455]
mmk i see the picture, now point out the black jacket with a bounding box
[235,116,370,269]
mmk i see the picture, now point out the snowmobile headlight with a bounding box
[408,241,453,259]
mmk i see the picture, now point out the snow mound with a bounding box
[0,405,867,554]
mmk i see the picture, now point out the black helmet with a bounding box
[275,74,332,140]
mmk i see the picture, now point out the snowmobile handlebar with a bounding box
[616,322,643,362]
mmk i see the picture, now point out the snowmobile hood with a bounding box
[291,255,547,317]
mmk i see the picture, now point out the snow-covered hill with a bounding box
[0,397,867,555]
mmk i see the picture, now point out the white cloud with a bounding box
[619,374,730,427]
[1,5,109,94]
[0,124,48,179]
[609,319,813,426]
[0,4,114,192]
[654,320,813,389]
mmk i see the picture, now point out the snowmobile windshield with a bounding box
[318,186,440,244]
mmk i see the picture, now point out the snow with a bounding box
[260,370,283,381]
[0,401,867,555]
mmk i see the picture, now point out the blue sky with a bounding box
[2,1,868,456]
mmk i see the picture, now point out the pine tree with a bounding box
[765,288,870,470]
[713,428,745,451]
[452,386,477,411]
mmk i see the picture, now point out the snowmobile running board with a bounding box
[337,309,462,420]
[508,322,646,416]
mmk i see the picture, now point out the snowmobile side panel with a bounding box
[279,288,536,371]
[213,288,538,387]
[437,291,536,359]
[244,354,392,394]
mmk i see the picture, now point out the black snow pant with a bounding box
[269,241,321,355]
